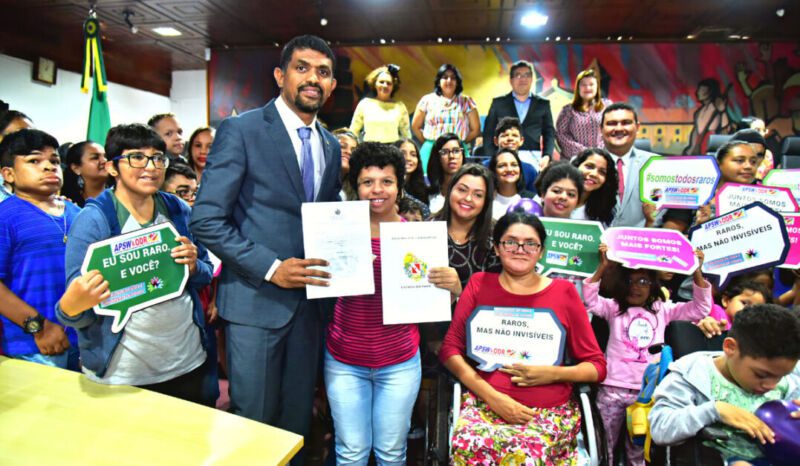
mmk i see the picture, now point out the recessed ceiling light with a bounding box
[521,11,548,28]
[379,38,386,44]
[152,26,182,37]
[437,37,443,43]
[728,34,741,39]
[555,36,561,41]
[742,35,750,40]
[545,36,550,41]
[617,36,622,41]
[486,37,491,42]
[686,34,695,39]
[567,36,571,41]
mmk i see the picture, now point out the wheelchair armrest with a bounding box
[698,426,729,441]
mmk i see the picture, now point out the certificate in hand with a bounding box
[380,221,451,324]
[302,201,374,299]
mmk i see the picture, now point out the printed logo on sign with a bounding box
[665,187,700,194]
[403,252,428,282]
[112,231,163,256]
[704,208,746,230]
[787,216,796,226]
[546,251,568,266]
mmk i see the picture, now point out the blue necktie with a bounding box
[297,127,315,202]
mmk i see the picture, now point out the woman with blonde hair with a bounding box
[555,69,612,160]
[349,64,411,143]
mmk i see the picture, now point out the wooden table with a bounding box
[0,357,302,465]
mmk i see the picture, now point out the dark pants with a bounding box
[139,363,207,405]
[226,301,322,465]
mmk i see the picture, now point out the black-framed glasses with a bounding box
[628,277,653,287]
[175,188,198,200]
[439,148,464,158]
[113,152,169,169]
[499,240,541,254]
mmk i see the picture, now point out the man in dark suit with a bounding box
[190,35,341,461]
[601,102,659,227]
[482,60,555,170]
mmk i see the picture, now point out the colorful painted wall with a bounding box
[209,42,800,155]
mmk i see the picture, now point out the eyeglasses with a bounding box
[628,278,653,287]
[439,148,464,158]
[499,240,542,254]
[175,188,198,200]
[512,72,533,79]
[114,152,169,169]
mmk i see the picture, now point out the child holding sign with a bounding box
[583,244,711,466]
[56,124,213,405]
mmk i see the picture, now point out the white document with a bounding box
[380,221,451,324]
[302,201,374,299]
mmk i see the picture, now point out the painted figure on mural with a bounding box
[735,42,800,158]
[683,78,732,155]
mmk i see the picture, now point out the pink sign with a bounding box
[781,214,800,269]
[602,227,698,274]
[715,183,799,215]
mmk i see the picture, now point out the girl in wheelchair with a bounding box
[583,244,711,465]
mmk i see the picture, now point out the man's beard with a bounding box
[294,84,324,113]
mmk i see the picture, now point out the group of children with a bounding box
[0,125,218,405]
[582,241,800,466]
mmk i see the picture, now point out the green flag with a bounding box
[87,78,111,144]
[83,16,110,144]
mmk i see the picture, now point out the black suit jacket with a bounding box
[482,92,555,157]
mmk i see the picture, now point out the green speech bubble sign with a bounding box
[538,218,605,277]
[80,222,188,333]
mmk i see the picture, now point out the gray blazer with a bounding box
[610,148,658,227]
[190,99,342,329]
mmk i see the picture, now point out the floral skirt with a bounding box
[451,391,581,466]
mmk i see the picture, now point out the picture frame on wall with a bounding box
[32,57,57,85]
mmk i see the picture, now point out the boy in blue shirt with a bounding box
[650,305,800,466]
[0,129,79,368]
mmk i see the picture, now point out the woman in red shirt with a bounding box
[440,211,607,464]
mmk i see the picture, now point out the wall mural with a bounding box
[209,42,800,155]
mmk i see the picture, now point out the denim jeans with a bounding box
[324,349,421,466]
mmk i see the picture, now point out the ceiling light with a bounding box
[437,37,443,43]
[545,36,550,41]
[521,11,548,28]
[686,34,695,39]
[728,34,741,39]
[486,37,491,42]
[320,17,328,26]
[555,36,561,41]
[567,36,571,41]
[776,8,785,17]
[742,35,750,40]
[617,36,622,41]
[496,37,500,42]
[152,27,181,37]
[379,38,386,44]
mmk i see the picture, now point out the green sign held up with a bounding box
[80,222,188,333]
[538,218,605,277]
